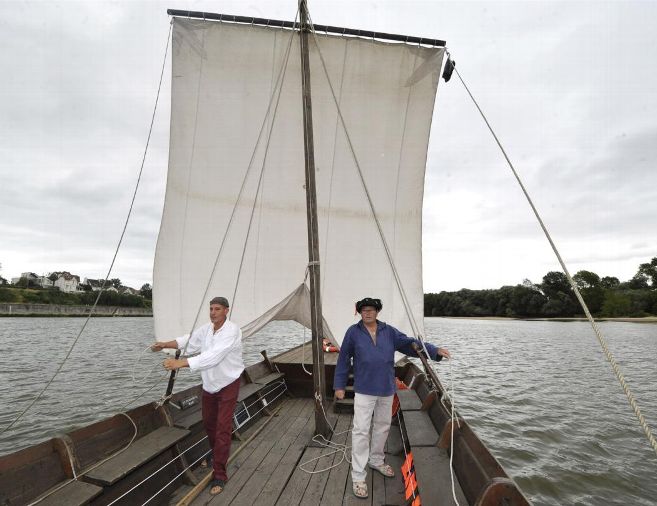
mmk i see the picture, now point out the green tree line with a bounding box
[425,258,657,318]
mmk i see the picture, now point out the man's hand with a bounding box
[163,358,187,371]
[437,347,451,360]
[151,342,167,352]
[335,389,345,400]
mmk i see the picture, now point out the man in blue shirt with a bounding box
[334,297,450,499]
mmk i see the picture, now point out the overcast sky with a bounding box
[1,0,655,292]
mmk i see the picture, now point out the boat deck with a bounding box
[174,395,461,506]
[272,342,340,365]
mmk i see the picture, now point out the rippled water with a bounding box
[1,317,656,505]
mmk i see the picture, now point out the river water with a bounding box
[0,317,655,505]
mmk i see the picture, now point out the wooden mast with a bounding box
[299,0,330,437]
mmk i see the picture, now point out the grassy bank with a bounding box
[434,316,657,323]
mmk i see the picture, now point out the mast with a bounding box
[299,0,330,437]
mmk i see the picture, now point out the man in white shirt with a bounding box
[151,296,244,496]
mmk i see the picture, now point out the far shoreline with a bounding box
[431,316,657,324]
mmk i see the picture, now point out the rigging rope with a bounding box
[451,58,657,457]
[176,9,299,363]
[0,21,173,436]
[230,25,297,313]
[306,14,423,342]
[446,359,461,506]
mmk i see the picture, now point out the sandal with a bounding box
[369,462,395,478]
[209,479,225,496]
[352,480,368,499]
[200,455,213,469]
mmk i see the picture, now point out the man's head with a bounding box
[356,297,382,325]
[209,296,230,327]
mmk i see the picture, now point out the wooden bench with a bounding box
[234,373,287,432]
[84,426,190,486]
[398,388,468,505]
[0,437,103,506]
[252,371,284,385]
[37,480,103,506]
[412,446,468,506]
[397,388,423,411]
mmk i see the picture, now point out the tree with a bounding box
[140,283,152,300]
[637,257,657,287]
[542,292,578,317]
[600,276,620,289]
[601,291,632,317]
[0,275,7,286]
[110,278,122,289]
[541,271,572,298]
[573,270,601,290]
[15,277,30,288]
[540,272,579,315]
[627,274,649,290]
[48,272,59,284]
[573,270,604,314]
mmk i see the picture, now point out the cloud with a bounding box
[1,0,656,293]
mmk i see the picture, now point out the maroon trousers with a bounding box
[202,378,240,481]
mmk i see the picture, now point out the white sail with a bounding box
[154,18,444,344]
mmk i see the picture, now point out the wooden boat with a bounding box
[0,3,531,505]
[0,344,528,505]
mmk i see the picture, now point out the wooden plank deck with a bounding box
[187,396,463,506]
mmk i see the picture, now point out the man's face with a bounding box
[360,307,378,324]
[210,303,229,324]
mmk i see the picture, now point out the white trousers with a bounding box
[351,393,394,483]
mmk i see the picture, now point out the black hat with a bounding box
[210,296,230,307]
[355,297,382,313]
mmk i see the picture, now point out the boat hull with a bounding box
[0,346,529,505]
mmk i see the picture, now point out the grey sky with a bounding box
[1,0,655,292]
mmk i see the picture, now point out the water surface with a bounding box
[0,317,655,505]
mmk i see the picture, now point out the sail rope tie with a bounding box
[0,22,173,436]
[451,59,657,458]
[306,14,421,340]
[176,8,299,363]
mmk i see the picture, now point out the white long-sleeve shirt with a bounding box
[175,319,244,394]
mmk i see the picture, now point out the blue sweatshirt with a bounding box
[333,320,442,397]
